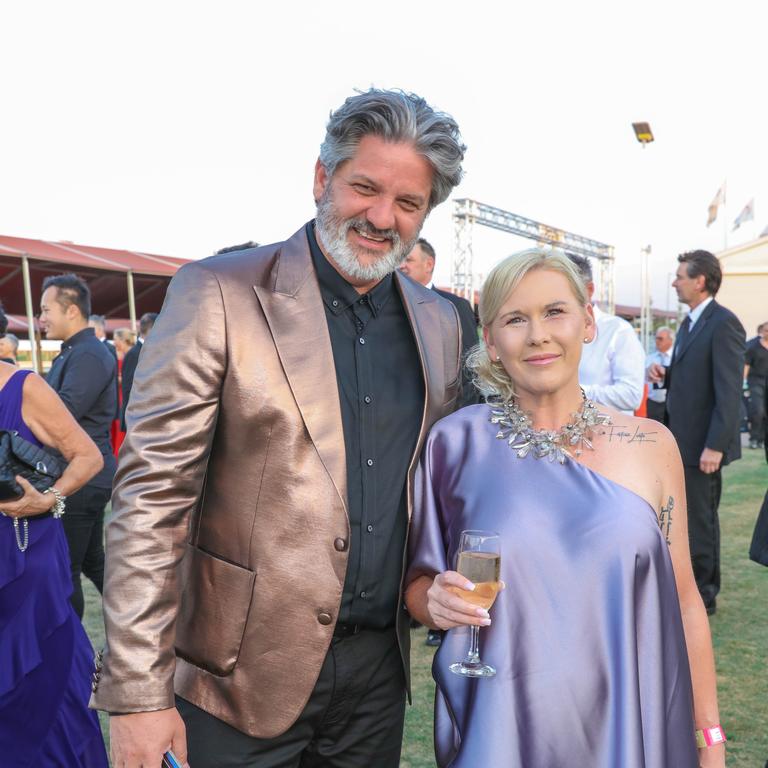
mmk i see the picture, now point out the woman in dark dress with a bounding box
[405,249,725,768]
[0,352,108,766]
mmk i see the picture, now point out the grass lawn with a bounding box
[85,449,767,766]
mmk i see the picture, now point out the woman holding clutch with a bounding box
[405,250,724,767]
[0,314,108,767]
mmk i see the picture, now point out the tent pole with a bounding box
[21,255,40,373]
[127,270,137,332]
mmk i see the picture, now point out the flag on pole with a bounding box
[706,182,726,227]
[732,199,754,231]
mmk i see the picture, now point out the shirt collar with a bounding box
[62,327,96,349]
[306,221,393,317]
[688,295,713,326]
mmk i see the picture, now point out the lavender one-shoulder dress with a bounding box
[407,405,698,768]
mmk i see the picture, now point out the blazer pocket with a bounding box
[175,544,256,676]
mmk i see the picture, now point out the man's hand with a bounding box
[110,708,188,768]
[647,363,666,384]
[699,448,724,474]
[426,571,504,630]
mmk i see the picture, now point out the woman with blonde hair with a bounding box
[405,249,724,767]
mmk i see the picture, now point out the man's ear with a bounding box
[313,158,329,204]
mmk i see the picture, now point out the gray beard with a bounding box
[315,189,421,283]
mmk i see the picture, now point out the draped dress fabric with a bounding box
[0,370,108,767]
[407,404,698,768]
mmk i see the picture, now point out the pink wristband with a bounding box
[695,725,726,748]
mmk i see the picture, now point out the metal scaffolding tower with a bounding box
[451,198,615,311]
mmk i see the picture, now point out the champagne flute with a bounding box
[449,529,501,678]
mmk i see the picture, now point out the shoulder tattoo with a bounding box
[658,496,673,545]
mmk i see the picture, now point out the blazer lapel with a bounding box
[395,272,445,462]
[253,228,347,513]
[675,300,716,364]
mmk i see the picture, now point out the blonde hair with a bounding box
[465,248,588,401]
[113,328,137,347]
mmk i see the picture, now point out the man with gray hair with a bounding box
[0,333,19,365]
[645,326,675,422]
[567,254,646,414]
[94,89,465,767]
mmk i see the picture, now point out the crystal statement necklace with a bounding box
[490,391,612,464]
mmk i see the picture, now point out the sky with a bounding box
[2,0,767,311]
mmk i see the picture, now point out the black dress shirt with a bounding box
[308,223,424,629]
[46,327,118,488]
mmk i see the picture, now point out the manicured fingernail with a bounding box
[481,618,491,626]
[476,608,489,618]
[465,581,475,591]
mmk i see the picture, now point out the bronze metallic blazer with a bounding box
[91,225,462,738]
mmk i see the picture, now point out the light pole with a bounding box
[633,122,655,351]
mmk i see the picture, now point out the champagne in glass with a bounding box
[449,530,501,678]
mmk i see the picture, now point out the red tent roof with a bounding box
[0,234,191,330]
[0,235,189,277]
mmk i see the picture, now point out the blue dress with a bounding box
[0,370,108,767]
[407,405,698,767]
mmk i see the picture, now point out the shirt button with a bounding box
[367,524,373,533]
[360,591,367,599]
[366,458,374,467]
[317,612,333,625]
[359,337,366,345]
[334,537,347,552]
[364,395,372,404]
[332,299,339,307]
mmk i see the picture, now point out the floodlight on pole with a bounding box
[632,122,654,148]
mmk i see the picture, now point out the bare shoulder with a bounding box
[594,408,671,448]
[21,371,65,410]
[587,408,682,507]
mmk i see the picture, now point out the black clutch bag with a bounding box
[0,430,67,502]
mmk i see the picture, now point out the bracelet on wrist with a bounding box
[695,725,726,748]
[43,487,66,519]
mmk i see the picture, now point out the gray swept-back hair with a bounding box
[319,89,466,210]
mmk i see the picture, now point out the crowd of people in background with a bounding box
[0,86,766,768]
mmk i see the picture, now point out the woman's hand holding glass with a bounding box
[426,570,501,630]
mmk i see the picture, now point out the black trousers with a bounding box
[177,627,406,768]
[747,379,766,442]
[646,399,666,423]
[683,465,722,609]
[61,483,109,618]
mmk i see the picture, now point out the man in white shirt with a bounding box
[645,326,675,422]
[567,254,646,414]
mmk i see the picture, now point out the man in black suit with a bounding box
[121,312,157,430]
[649,249,745,615]
[400,238,479,406]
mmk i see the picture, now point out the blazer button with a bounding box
[334,537,347,552]
[317,612,333,625]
